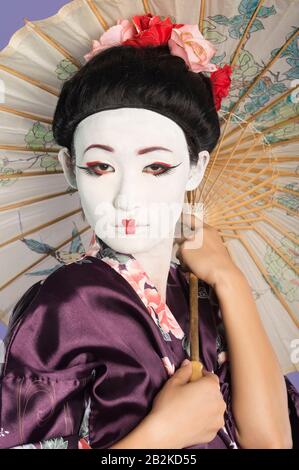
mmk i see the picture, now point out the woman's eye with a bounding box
[77,163,115,176]
[77,162,182,178]
[143,163,177,176]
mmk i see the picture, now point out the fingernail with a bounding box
[181,359,190,366]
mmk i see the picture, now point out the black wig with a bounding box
[52,44,220,165]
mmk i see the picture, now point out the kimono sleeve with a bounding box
[0,269,97,449]
[1,264,163,450]
[85,340,157,449]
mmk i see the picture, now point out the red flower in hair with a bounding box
[122,13,184,47]
[210,64,233,111]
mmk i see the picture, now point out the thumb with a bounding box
[171,359,192,384]
[201,368,220,386]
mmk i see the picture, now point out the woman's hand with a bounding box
[148,360,227,448]
[175,215,240,288]
[110,360,226,449]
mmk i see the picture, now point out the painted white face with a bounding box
[65,107,208,254]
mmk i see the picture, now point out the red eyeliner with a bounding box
[86,161,103,167]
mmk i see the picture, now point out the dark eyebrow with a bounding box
[83,144,173,155]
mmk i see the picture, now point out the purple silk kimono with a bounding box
[0,238,298,449]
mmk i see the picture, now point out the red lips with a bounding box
[122,219,136,234]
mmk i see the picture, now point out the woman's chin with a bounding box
[100,235,164,255]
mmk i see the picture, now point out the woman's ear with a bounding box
[58,147,78,189]
[185,150,210,191]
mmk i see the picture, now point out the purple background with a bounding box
[1,0,299,392]
[0,0,69,51]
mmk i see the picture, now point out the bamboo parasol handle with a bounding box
[189,272,204,381]
[190,360,204,381]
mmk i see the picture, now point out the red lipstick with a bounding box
[122,219,136,234]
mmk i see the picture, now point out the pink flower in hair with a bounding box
[168,24,218,73]
[84,19,135,62]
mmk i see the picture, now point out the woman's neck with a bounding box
[133,238,174,303]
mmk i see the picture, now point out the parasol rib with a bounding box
[0,145,60,153]
[1,171,63,180]
[23,18,81,68]
[0,104,53,124]
[0,208,82,249]
[0,189,76,213]
[230,0,265,68]
[85,0,109,30]
[0,64,59,96]
[198,0,205,33]
[142,0,151,15]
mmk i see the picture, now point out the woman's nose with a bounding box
[114,193,139,212]
[113,173,142,212]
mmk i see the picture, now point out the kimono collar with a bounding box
[85,234,185,343]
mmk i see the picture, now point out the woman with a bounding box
[0,41,298,449]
